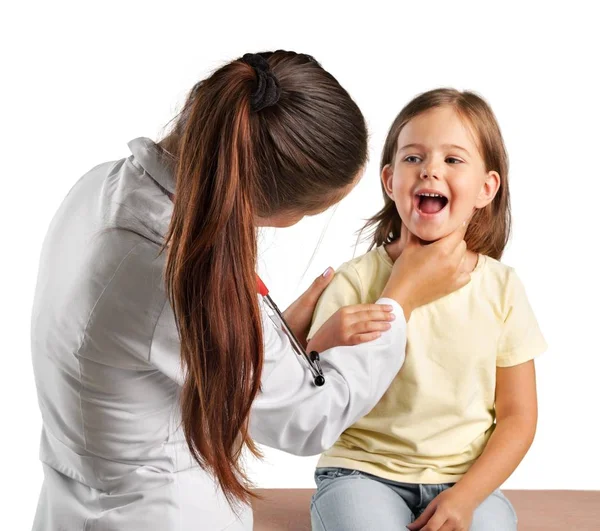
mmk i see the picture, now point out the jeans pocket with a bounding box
[314,467,361,486]
[312,468,364,507]
[315,467,340,481]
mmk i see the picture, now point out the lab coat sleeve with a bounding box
[249,297,406,456]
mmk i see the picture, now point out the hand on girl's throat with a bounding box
[384,225,421,261]
[384,228,478,273]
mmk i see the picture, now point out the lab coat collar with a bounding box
[128,137,176,195]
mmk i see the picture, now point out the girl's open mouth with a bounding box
[414,191,449,216]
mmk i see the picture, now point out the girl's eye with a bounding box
[404,156,422,163]
[446,157,463,164]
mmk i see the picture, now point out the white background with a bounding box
[2,0,599,525]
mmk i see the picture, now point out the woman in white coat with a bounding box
[31,51,470,530]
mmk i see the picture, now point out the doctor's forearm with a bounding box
[252,299,407,456]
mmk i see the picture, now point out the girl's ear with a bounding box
[475,170,500,209]
[381,164,394,200]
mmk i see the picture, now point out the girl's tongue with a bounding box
[419,196,447,214]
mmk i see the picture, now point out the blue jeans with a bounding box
[311,468,518,531]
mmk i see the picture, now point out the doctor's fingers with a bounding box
[450,238,468,268]
[453,252,471,289]
[341,304,394,316]
[458,252,469,273]
[349,319,393,335]
[346,308,397,324]
[351,331,385,345]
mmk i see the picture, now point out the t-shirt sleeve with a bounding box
[496,269,548,367]
[307,263,364,341]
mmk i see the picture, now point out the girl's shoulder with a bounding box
[332,247,393,304]
[479,256,548,365]
[477,255,532,318]
[338,246,392,276]
[478,254,517,287]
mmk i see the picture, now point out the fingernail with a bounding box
[389,313,396,320]
[322,267,333,278]
[384,305,393,311]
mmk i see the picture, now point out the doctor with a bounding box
[31,51,470,530]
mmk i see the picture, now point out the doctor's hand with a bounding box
[306,303,396,355]
[381,221,471,322]
[282,267,336,348]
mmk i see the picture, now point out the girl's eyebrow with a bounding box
[442,143,471,155]
[398,143,425,152]
[398,143,471,156]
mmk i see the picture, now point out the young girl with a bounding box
[306,89,547,531]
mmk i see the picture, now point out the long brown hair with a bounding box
[364,88,511,259]
[162,51,367,504]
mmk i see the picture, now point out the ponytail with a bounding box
[164,61,263,504]
[162,51,368,504]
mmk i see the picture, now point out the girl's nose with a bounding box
[420,163,441,180]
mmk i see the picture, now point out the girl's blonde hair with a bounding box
[363,88,511,259]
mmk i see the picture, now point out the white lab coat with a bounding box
[30,138,407,530]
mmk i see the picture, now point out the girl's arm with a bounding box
[452,359,538,503]
[409,360,537,530]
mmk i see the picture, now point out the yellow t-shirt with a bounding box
[308,246,547,484]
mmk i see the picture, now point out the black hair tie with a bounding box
[242,53,281,112]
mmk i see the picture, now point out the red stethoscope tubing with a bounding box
[257,275,325,387]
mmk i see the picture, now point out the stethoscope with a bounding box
[257,275,325,387]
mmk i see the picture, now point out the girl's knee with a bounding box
[310,470,413,531]
[470,490,518,530]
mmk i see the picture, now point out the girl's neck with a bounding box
[384,239,480,274]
